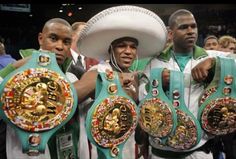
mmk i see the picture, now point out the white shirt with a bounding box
[66,49,93,159]
[66,49,86,83]
[70,49,86,69]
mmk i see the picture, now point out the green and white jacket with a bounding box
[139,45,233,151]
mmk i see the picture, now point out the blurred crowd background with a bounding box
[0,4,236,59]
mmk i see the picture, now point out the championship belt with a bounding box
[198,57,236,135]
[138,68,177,138]
[0,50,78,156]
[150,70,202,152]
[85,69,138,159]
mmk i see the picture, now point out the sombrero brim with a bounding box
[78,5,167,61]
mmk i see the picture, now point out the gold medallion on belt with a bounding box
[91,96,137,148]
[1,68,74,132]
[167,110,198,150]
[139,98,174,138]
[201,97,236,135]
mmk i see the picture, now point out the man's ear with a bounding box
[168,29,174,41]
[108,45,113,55]
[38,32,43,46]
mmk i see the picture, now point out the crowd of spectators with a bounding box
[1,6,236,60]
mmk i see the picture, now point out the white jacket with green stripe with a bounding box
[139,45,234,152]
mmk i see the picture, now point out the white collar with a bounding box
[70,49,85,64]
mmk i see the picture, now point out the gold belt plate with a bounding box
[1,68,74,131]
[201,97,236,135]
[91,96,137,148]
[139,98,174,138]
[167,110,198,150]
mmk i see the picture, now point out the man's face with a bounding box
[112,40,137,72]
[220,42,236,53]
[71,24,85,51]
[204,38,219,50]
[38,22,72,65]
[74,25,85,43]
[170,14,198,52]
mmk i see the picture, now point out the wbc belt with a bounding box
[138,68,177,138]
[0,50,78,156]
[85,69,137,159]
[150,70,202,152]
[198,57,236,135]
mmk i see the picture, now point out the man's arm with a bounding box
[0,56,31,79]
[73,70,98,104]
[192,50,236,84]
[191,57,215,83]
[73,70,141,104]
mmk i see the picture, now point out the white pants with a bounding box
[149,150,213,159]
[6,126,51,159]
[78,111,90,159]
[78,99,94,159]
[90,132,136,159]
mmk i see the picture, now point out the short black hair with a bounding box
[111,37,138,46]
[42,18,71,32]
[108,36,139,53]
[204,35,218,45]
[168,9,193,29]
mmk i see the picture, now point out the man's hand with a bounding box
[12,56,31,69]
[162,68,170,91]
[119,72,139,102]
[191,57,215,83]
[67,63,86,80]
[137,144,149,159]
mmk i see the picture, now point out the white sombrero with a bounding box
[78,5,167,60]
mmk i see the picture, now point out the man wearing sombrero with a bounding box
[75,4,167,102]
[73,5,167,159]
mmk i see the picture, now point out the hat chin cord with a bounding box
[110,45,139,73]
[131,54,138,72]
[110,45,123,73]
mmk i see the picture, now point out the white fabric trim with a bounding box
[70,49,86,69]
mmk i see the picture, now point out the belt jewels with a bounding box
[1,68,73,131]
[139,68,177,138]
[149,70,202,152]
[198,57,236,135]
[86,69,137,158]
[0,51,77,155]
